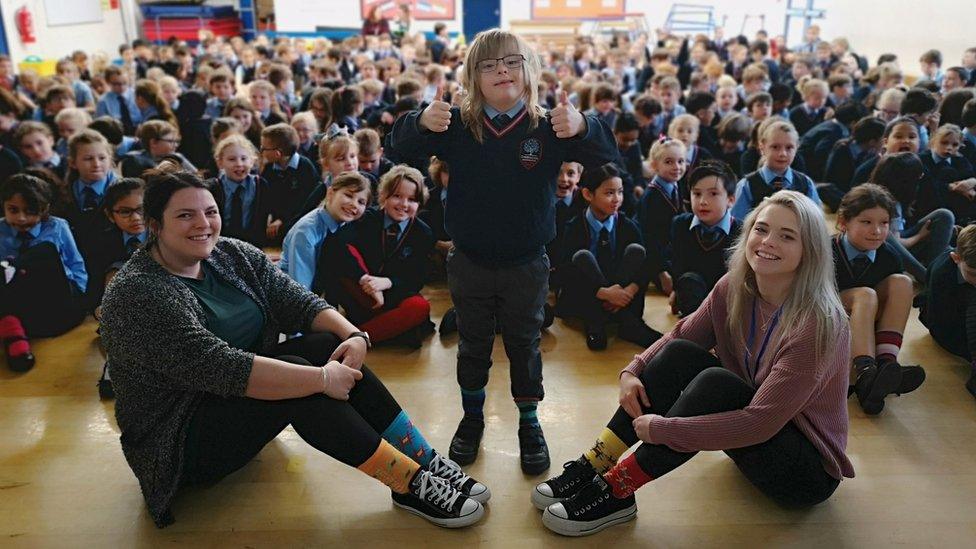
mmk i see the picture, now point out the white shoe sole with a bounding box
[542,504,637,537]
[393,499,485,528]
[468,486,491,504]
[531,487,561,511]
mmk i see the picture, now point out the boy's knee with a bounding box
[846,286,878,307]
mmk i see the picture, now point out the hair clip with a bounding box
[325,125,350,141]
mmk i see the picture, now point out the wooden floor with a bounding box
[2,283,976,548]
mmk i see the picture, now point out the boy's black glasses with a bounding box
[476,54,525,73]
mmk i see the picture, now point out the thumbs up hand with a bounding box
[419,84,452,132]
[550,90,585,139]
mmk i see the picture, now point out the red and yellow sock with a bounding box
[356,440,420,494]
[583,428,630,474]
[603,454,654,498]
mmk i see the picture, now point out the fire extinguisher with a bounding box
[15,6,36,44]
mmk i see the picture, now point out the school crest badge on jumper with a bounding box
[519,138,542,170]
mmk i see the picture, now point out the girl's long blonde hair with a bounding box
[459,29,546,143]
[725,190,847,361]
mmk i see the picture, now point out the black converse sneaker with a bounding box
[542,475,637,537]
[531,456,597,510]
[391,470,484,528]
[427,451,491,504]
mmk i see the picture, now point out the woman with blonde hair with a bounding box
[533,191,853,537]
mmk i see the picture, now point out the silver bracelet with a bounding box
[320,365,329,394]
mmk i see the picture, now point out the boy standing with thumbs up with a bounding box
[389,29,618,475]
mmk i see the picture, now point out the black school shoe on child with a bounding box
[854,358,903,415]
[449,415,485,465]
[427,451,491,503]
[391,470,484,528]
[518,423,551,475]
[542,475,638,537]
[532,456,598,510]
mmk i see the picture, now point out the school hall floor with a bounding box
[2,282,976,547]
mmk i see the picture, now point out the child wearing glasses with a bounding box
[120,120,196,178]
[1,174,87,372]
[388,28,618,475]
[260,123,321,243]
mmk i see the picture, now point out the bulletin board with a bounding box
[531,0,627,20]
[361,0,456,21]
[44,0,104,27]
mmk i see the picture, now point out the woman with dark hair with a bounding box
[362,5,391,37]
[100,172,489,529]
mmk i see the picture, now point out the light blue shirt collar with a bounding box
[556,193,573,207]
[685,144,697,162]
[690,208,733,235]
[585,207,615,234]
[221,172,255,192]
[932,150,951,165]
[484,99,525,120]
[274,152,301,171]
[316,208,343,234]
[122,230,147,246]
[383,215,409,234]
[651,175,678,195]
[760,165,793,186]
[841,233,877,262]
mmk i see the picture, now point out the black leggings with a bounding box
[1,242,86,337]
[181,334,405,485]
[607,339,839,508]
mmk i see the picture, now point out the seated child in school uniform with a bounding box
[915,123,976,226]
[870,152,954,284]
[321,165,435,348]
[715,113,751,178]
[299,132,378,216]
[819,116,886,211]
[833,184,925,415]
[551,163,661,350]
[585,83,620,132]
[260,123,321,242]
[280,171,371,297]
[53,107,92,159]
[731,119,820,220]
[14,121,68,179]
[669,160,743,316]
[291,111,320,166]
[685,91,719,156]
[636,138,689,296]
[739,115,808,176]
[120,120,196,178]
[612,113,642,214]
[849,116,921,188]
[100,177,147,286]
[62,129,121,307]
[207,134,274,248]
[355,127,394,180]
[204,69,236,120]
[921,224,976,398]
[669,114,713,202]
[799,102,867,182]
[788,78,831,137]
[0,174,87,372]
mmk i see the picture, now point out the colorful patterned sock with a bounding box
[460,387,486,419]
[356,439,420,494]
[516,400,539,427]
[875,331,903,364]
[583,427,631,474]
[603,453,654,499]
[380,410,434,467]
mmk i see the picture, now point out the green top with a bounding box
[178,262,265,351]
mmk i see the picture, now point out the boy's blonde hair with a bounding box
[290,111,319,134]
[378,164,428,207]
[649,138,688,163]
[358,78,384,97]
[213,133,257,162]
[956,224,976,267]
[759,118,800,146]
[459,29,546,143]
[54,107,92,128]
[716,75,737,89]
[668,113,700,136]
[931,123,963,149]
[742,64,769,84]
[658,76,680,92]
[801,78,829,98]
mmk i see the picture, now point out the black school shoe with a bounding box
[893,364,926,396]
[532,456,597,510]
[391,470,484,528]
[617,318,663,348]
[585,324,608,351]
[97,362,115,400]
[439,307,458,335]
[449,415,485,465]
[542,475,637,537]
[518,423,550,475]
[854,359,903,415]
[3,336,34,372]
[427,451,491,504]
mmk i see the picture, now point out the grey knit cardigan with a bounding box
[100,237,332,527]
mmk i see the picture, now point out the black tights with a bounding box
[182,334,405,485]
[605,339,839,508]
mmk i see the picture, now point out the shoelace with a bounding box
[552,460,589,494]
[565,477,607,516]
[428,453,471,490]
[415,470,462,511]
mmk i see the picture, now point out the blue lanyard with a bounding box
[744,298,782,383]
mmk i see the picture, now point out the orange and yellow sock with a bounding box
[356,439,420,494]
[583,428,630,474]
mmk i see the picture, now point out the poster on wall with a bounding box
[361,0,456,21]
[532,0,626,20]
